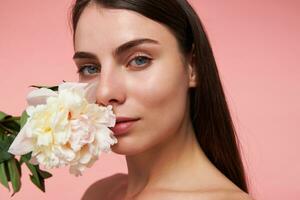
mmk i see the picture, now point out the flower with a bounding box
[8,81,118,176]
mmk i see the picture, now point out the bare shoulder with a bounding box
[193,189,254,200]
[219,190,254,200]
[137,188,254,200]
[81,173,128,200]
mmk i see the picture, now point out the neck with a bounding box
[124,118,211,198]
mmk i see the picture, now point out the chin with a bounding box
[110,138,149,156]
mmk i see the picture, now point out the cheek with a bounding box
[112,60,190,155]
[129,62,189,142]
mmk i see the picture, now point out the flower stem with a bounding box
[0,123,17,135]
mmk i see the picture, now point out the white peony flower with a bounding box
[8,81,118,176]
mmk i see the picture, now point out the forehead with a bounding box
[74,3,177,52]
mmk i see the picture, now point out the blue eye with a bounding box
[77,64,100,76]
[129,56,152,68]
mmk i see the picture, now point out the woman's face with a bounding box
[73,3,196,155]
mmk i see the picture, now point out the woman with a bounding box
[71,0,253,199]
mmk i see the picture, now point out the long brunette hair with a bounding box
[70,0,249,193]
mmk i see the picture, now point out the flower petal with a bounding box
[54,146,76,162]
[27,88,58,106]
[7,123,34,155]
[79,150,92,164]
[84,81,98,103]
[14,81,118,176]
[69,164,84,177]
[95,126,118,153]
[37,133,52,146]
[58,82,88,93]
[58,81,98,103]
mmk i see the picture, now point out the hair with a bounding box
[70,0,249,193]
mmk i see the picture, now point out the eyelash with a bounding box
[76,54,152,76]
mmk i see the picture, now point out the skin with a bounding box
[74,2,252,200]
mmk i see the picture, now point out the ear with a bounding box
[188,48,197,88]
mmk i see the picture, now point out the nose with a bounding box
[94,66,125,107]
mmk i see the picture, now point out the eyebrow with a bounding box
[72,38,159,60]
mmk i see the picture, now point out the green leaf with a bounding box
[1,120,20,133]
[25,162,51,192]
[25,162,41,184]
[0,123,17,135]
[20,152,32,166]
[0,127,4,136]
[0,162,10,191]
[11,117,21,126]
[0,116,20,123]
[4,161,10,182]
[0,151,13,163]
[0,111,8,121]
[7,158,21,195]
[29,85,58,91]
[30,174,45,192]
[16,158,22,178]
[0,134,15,149]
[37,168,52,179]
[26,163,47,192]
[0,139,8,151]
[0,136,14,162]
[20,111,29,129]
[25,162,38,176]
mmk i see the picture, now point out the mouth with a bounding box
[110,117,140,136]
[115,117,140,123]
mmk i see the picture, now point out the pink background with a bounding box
[0,0,299,199]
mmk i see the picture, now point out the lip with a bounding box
[115,117,140,123]
[110,117,140,136]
